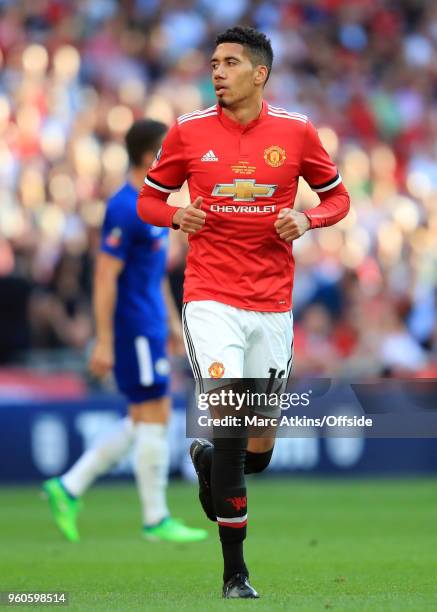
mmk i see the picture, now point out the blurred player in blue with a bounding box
[44,119,207,544]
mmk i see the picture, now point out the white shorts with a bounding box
[182,300,294,380]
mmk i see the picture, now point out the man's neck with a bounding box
[221,97,263,126]
[128,168,146,191]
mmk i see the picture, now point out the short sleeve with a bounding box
[145,122,187,194]
[300,122,342,193]
[100,198,134,261]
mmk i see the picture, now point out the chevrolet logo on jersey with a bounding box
[212,179,277,202]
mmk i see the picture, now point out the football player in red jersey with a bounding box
[137,26,350,599]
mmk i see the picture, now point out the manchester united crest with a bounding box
[208,361,225,379]
[264,145,286,168]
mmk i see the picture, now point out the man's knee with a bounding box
[129,396,170,424]
[244,448,273,474]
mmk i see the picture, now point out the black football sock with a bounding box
[211,435,248,582]
[221,541,246,583]
[198,444,215,521]
[244,448,274,474]
[198,444,213,475]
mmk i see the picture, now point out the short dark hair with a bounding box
[215,26,273,83]
[125,119,167,167]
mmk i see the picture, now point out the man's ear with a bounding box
[254,65,268,87]
[142,151,155,169]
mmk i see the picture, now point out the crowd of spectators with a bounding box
[0,0,436,377]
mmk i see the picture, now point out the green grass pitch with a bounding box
[1,478,437,611]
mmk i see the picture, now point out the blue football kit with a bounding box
[100,182,170,402]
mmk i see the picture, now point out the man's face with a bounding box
[211,43,264,108]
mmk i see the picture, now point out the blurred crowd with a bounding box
[0,0,436,377]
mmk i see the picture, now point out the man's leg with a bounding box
[44,416,135,541]
[242,309,293,473]
[190,431,266,598]
[245,437,275,473]
[183,301,259,597]
[185,300,245,525]
[190,436,274,520]
[132,394,207,542]
[211,433,248,580]
[45,393,206,543]
[119,332,207,542]
[218,308,291,596]
[130,396,170,527]
[203,437,274,586]
[62,417,134,496]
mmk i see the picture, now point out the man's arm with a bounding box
[136,122,206,233]
[89,252,124,378]
[275,121,350,242]
[137,185,206,232]
[275,183,350,242]
[162,278,184,356]
[303,182,350,228]
[299,121,350,227]
[137,184,180,228]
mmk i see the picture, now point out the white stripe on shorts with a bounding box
[182,304,204,392]
[134,336,154,386]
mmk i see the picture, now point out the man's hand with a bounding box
[168,323,185,357]
[172,197,206,234]
[89,339,114,378]
[274,208,310,242]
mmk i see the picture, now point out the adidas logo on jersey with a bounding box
[201,150,218,161]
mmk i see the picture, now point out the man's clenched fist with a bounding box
[89,339,114,378]
[172,197,206,234]
[274,208,310,242]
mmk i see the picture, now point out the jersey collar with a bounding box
[217,100,268,132]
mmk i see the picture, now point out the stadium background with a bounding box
[0,1,437,481]
[1,2,437,609]
[1,0,436,483]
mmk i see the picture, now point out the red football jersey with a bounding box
[145,101,343,312]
